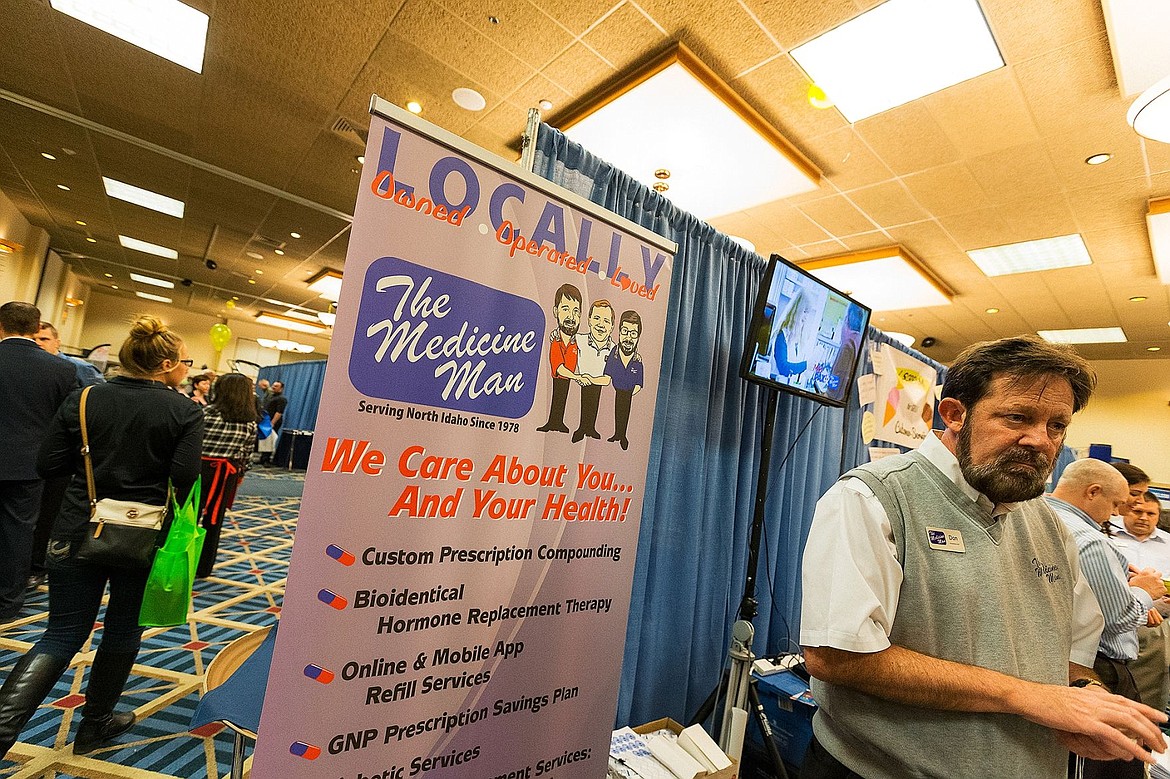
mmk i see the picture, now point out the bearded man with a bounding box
[798,335,1166,779]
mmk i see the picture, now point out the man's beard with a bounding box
[957,424,1052,504]
[619,340,636,356]
[559,318,578,337]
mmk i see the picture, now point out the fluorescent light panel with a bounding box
[307,269,344,302]
[135,291,172,304]
[1038,327,1127,344]
[129,272,174,289]
[317,312,336,327]
[119,234,178,259]
[256,312,326,335]
[803,248,952,311]
[1101,0,1170,97]
[561,46,820,219]
[1128,73,1170,144]
[967,234,1092,277]
[49,0,209,73]
[790,0,1004,122]
[103,177,185,217]
[1148,199,1170,284]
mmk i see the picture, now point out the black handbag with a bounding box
[73,385,166,569]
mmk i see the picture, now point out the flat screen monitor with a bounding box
[741,254,872,407]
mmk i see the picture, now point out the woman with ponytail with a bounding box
[0,316,203,758]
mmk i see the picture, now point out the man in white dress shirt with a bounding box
[799,335,1166,779]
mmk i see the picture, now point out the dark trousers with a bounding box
[197,457,242,578]
[30,540,149,659]
[611,389,633,444]
[537,377,571,432]
[31,476,69,575]
[801,735,867,779]
[574,384,602,439]
[0,479,44,618]
[1070,655,1146,779]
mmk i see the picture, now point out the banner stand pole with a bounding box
[690,386,790,778]
[520,107,541,172]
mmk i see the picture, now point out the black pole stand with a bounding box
[689,387,789,779]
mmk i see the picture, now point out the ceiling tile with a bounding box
[902,163,991,218]
[965,142,1063,205]
[541,43,617,102]
[441,0,573,68]
[797,194,876,237]
[636,0,779,77]
[0,2,78,111]
[806,127,894,192]
[743,200,831,245]
[981,0,1107,67]
[845,181,926,227]
[582,3,669,73]
[856,103,961,176]
[990,194,1078,245]
[734,56,849,144]
[746,0,861,50]
[525,0,617,36]
[924,68,1040,158]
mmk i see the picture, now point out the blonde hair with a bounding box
[118,315,183,376]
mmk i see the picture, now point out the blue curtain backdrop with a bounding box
[257,360,327,432]
[533,125,946,727]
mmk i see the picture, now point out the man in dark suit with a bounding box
[0,302,77,622]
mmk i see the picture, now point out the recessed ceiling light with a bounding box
[246,251,263,260]
[248,278,257,284]
[789,0,1004,122]
[49,0,209,73]
[1038,327,1127,344]
[75,220,86,226]
[1148,346,1162,352]
[103,273,113,278]
[1130,296,1148,302]
[538,99,554,111]
[281,310,321,323]
[232,296,239,300]
[563,46,821,219]
[967,234,1092,277]
[42,152,56,160]
[356,156,365,164]
[1085,153,1112,165]
[110,284,119,289]
[57,184,70,191]
[255,269,263,274]
[86,237,97,243]
[274,249,284,255]
[452,87,486,112]
[118,234,178,259]
[985,307,1000,314]
[290,232,301,239]
[135,291,172,304]
[102,176,185,217]
[130,272,175,289]
[803,247,952,311]
[406,100,423,114]
[318,311,336,327]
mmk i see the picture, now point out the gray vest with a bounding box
[810,451,1076,779]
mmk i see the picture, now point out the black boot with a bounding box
[0,652,71,759]
[74,650,137,755]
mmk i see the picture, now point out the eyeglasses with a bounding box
[179,359,194,367]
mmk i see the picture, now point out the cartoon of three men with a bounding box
[535,283,642,450]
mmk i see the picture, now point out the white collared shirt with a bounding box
[1110,522,1170,578]
[799,431,1102,667]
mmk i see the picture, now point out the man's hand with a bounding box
[1129,568,1166,600]
[1148,609,1164,628]
[1016,683,1167,764]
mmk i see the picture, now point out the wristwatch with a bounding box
[1070,678,1107,690]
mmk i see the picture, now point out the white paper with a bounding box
[856,373,876,407]
[646,735,706,779]
[680,723,732,771]
[728,707,748,763]
[868,447,901,462]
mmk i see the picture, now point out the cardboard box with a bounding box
[632,718,739,779]
[748,670,816,770]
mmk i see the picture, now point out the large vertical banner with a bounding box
[251,99,675,778]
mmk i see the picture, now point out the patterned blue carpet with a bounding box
[0,468,303,779]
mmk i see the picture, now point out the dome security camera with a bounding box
[180,278,193,287]
[205,259,218,270]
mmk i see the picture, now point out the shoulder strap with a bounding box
[79,385,97,515]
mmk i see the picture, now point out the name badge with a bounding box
[926,527,965,553]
